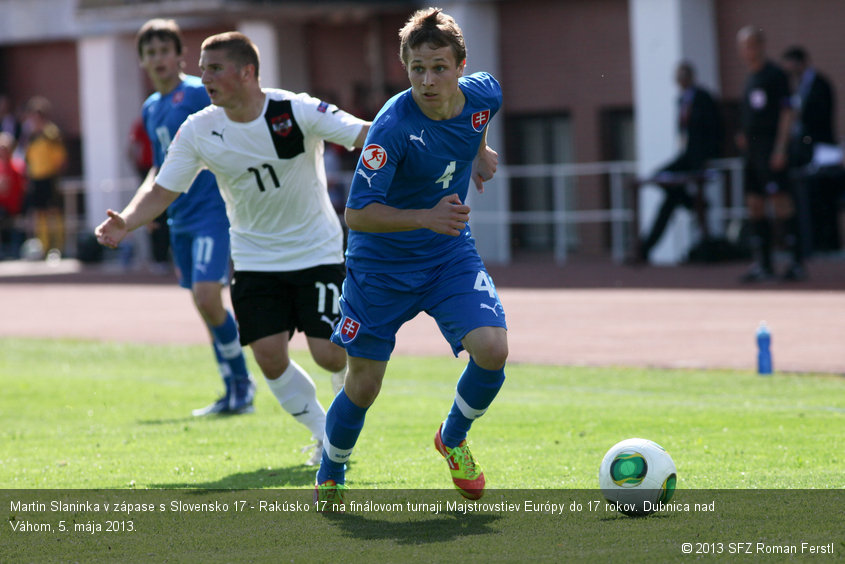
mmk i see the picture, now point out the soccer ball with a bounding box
[598,438,677,516]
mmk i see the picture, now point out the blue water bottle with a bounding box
[756,321,772,375]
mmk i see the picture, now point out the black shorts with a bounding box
[230,263,345,345]
[27,177,62,210]
[743,139,789,196]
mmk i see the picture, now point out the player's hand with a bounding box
[95,210,128,249]
[428,193,470,236]
[471,145,499,193]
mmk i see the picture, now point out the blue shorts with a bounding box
[170,227,231,289]
[331,252,507,361]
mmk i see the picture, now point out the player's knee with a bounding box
[345,373,381,408]
[251,348,288,380]
[474,339,508,371]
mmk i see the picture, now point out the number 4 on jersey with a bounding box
[437,161,456,189]
[474,271,496,298]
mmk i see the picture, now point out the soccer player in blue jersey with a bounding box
[315,7,507,505]
[135,19,254,416]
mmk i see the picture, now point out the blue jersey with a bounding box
[142,75,228,233]
[345,72,502,273]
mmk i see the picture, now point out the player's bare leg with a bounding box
[306,336,347,396]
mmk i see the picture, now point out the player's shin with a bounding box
[441,358,505,448]
[265,360,327,440]
[317,389,369,485]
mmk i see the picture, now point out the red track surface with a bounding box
[1,258,843,374]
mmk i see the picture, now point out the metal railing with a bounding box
[56,158,746,264]
[473,157,745,263]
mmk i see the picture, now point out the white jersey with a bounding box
[155,88,366,271]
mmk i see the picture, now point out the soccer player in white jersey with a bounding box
[96,32,370,465]
[315,8,506,506]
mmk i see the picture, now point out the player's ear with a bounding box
[242,63,256,81]
[457,59,466,77]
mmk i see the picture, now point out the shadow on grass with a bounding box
[147,460,357,489]
[137,417,198,426]
[320,510,503,545]
[148,466,317,489]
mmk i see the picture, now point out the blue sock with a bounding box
[209,311,249,381]
[317,390,368,485]
[441,358,505,448]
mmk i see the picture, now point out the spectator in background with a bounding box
[636,61,721,263]
[735,26,802,282]
[781,45,842,253]
[0,95,21,142]
[22,96,67,259]
[0,132,25,258]
[128,114,171,273]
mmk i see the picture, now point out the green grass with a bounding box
[1,338,843,562]
[2,338,842,490]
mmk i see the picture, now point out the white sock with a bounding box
[265,360,326,442]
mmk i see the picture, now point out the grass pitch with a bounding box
[1,338,842,561]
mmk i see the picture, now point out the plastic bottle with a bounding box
[756,321,772,375]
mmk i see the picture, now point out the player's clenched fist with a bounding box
[427,193,470,237]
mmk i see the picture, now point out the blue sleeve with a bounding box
[346,111,406,210]
[467,72,503,116]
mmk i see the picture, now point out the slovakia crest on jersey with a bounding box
[172,90,185,105]
[471,110,490,132]
[271,113,293,137]
[338,316,361,344]
[362,144,387,170]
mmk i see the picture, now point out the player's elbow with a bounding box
[344,207,364,231]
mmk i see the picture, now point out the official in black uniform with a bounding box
[736,25,802,282]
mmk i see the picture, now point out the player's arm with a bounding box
[95,181,179,249]
[345,194,470,237]
[770,105,793,171]
[353,124,371,149]
[471,125,498,193]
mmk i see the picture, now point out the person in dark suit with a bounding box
[636,61,721,262]
[781,45,842,254]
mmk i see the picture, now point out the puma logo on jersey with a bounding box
[291,404,310,417]
[479,302,500,316]
[356,168,376,187]
[409,129,425,146]
[211,129,225,142]
[320,315,339,329]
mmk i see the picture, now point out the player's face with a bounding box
[139,37,183,91]
[199,49,245,108]
[407,44,465,120]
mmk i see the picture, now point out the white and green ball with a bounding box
[598,438,677,516]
